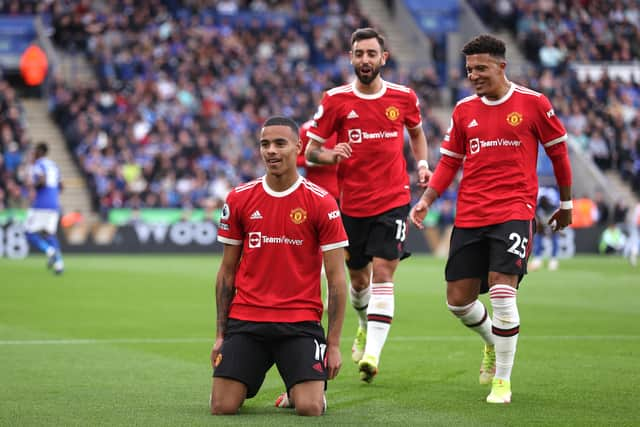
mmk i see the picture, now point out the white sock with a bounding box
[350,286,370,330]
[364,282,394,360]
[489,284,519,381]
[447,300,494,345]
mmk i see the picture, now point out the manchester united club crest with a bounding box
[385,105,400,121]
[290,207,307,224]
[506,111,523,126]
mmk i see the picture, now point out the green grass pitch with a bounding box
[1,254,638,426]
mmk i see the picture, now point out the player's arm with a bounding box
[211,243,241,368]
[305,138,351,165]
[537,95,573,231]
[407,125,431,187]
[410,154,462,229]
[323,247,347,380]
[546,141,573,231]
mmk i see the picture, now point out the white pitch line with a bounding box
[389,335,640,341]
[0,336,638,345]
[0,338,211,345]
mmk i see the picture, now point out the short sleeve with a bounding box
[307,93,340,144]
[316,196,348,251]
[217,191,243,246]
[440,108,466,159]
[404,88,422,130]
[534,95,568,148]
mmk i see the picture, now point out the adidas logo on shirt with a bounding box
[468,119,478,128]
[250,210,263,220]
[347,110,359,119]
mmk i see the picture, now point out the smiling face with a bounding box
[351,37,388,85]
[465,53,508,100]
[259,124,300,180]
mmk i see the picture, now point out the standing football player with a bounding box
[410,34,573,403]
[301,27,431,383]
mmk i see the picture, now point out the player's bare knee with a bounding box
[371,259,397,282]
[487,272,518,287]
[210,390,242,415]
[349,269,370,291]
[211,399,240,415]
[446,279,481,306]
[293,398,324,416]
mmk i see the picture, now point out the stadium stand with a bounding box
[0,78,30,211]
[38,0,445,218]
[466,0,640,198]
[4,0,637,228]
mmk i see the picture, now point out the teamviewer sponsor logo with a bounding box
[348,128,362,143]
[248,232,261,248]
[247,232,303,248]
[362,130,398,139]
[470,138,480,154]
[469,137,521,155]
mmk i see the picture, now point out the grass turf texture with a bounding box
[1,255,638,426]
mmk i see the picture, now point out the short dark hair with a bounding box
[35,142,48,155]
[462,34,506,60]
[263,116,299,136]
[351,27,386,52]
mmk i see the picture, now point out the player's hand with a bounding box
[548,208,572,232]
[332,142,352,164]
[325,344,342,380]
[417,166,432,188]
[410,199,429,229]
[210,337,224,369]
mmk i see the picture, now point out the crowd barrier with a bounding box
[0,218,605,259]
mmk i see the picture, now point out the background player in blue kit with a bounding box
[25,142,64,274]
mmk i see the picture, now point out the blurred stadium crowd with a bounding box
[470,0,640,191]
[1,0,640,226]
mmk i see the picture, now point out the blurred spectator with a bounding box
[44,0,444,215]
[19,44,48,96]
[613,199,629,226]
[538,37,566,73]
[599,223,626,255]
[570,197,596,228]
[592,191,610,225]
[0,79,30,209]
[624,201,640,266]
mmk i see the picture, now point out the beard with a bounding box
[354,63,381,85]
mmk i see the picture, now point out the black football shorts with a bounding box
[445,219,535,293]
[341,204,411,270]
[213,319,327,398]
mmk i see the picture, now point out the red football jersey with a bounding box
[297,120,340,200]
[441,83,568,227]
[217,176,348,323]
[307,81,422,217]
